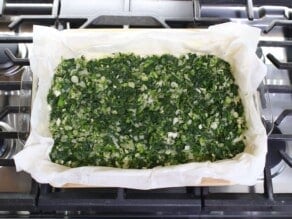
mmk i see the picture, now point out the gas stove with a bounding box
[0,0,292,218]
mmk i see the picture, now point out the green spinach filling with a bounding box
[48,53,246,168]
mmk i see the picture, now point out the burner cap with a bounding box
[0,43,18,70]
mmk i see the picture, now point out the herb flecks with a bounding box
[48,53,246,169]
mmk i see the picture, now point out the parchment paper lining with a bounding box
[14,23,267,189]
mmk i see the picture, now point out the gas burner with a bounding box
[0,138,6,157]
[0,138,15,159]
[0,122,16,159]
[268,125,287,178]
[258,121,287,180]
[0,41,27,76]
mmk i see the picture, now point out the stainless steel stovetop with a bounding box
[0,0,292,218]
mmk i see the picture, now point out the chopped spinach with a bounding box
[48,53,246,169]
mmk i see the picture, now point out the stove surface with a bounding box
[0,0,292,218]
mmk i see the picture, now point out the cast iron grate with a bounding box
[1,1,292,217]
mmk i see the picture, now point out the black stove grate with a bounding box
[1,1,292,217]
[0,37,292,218]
